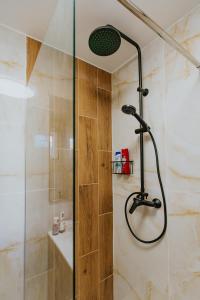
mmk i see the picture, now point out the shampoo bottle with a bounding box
[114,151,122,174]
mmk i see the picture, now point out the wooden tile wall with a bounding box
[76,59,113,299]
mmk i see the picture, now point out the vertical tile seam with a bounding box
[76,59,80,299]
[97,68,101,300]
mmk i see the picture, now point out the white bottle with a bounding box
[115,151,122,174]
[59,211,65,233]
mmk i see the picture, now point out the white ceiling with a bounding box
[76,0,200,72]
[0,0,199,72]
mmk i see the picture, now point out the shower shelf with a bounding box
[111,160,134,175]
[48,220,73,269]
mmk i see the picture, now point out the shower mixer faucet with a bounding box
[129,193,162,214]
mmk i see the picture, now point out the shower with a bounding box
[89,25,167,244]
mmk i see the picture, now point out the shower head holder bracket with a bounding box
[137,87,149,97]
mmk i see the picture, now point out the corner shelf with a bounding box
[111,160,134,175]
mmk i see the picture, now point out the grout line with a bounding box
[78,114,97,120]
[97,70,101,289]
[79,249,98,259]
[97,87,112,93]
[100,274,113,283]
[26,269,49,282]
[79,183,98,186]
[99,211,113,216]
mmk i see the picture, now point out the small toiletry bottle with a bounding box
[59,211,65,233]
[121,148,130,174]
[114,151,122,174]
[52,217,59,235]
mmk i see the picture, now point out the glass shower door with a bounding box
[25,0,75,299]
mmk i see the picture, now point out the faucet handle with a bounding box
[129,198,139,214]
[129,197,162,214]
[152,198,162,209]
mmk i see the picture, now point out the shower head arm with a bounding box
[106,24,140,52]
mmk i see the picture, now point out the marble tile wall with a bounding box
[112,4,200,300]
[0,25,26,300]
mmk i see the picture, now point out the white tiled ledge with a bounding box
[48,220,73,269]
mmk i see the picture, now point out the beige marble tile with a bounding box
[28,44,73,111]
[0,245,24,300]
[27,45,54,110]
[0,193,24,249]
[25,271,48,300]
[169,213,200,300]
[0,25,26,82]
[26,189,51,240]
[112,4,200,300]
[25,236,48,279]
[165,47,200,193]
[0,121,25,193]
[26,106,50,191]
[0,24,26,300]
[113,189,169,299]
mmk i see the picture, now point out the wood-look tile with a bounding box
[99,214,113,279]
[75,150,79,222]
[98,69,112,92]
[78,59,97,84]
[79,251,99,300]
[78,60,97,118]
[75,78,79,151]
[26,37,41,83]
[99,151,113,214]
[79,184,99,256]
[100,276,113,300]
[98,89,112,151]
[79,116,98,184]
[79,80,97,118]
[75,222,80,298]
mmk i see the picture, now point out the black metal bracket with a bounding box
[135,126,150,134]
[137,87,149,97]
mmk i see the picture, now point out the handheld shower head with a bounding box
[121,105,136,115]
[121,105,149,130]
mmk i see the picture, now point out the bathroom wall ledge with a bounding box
[48,220,73,269]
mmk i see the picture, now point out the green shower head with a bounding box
[89,25,121,56]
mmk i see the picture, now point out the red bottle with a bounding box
[121,148,130,174]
